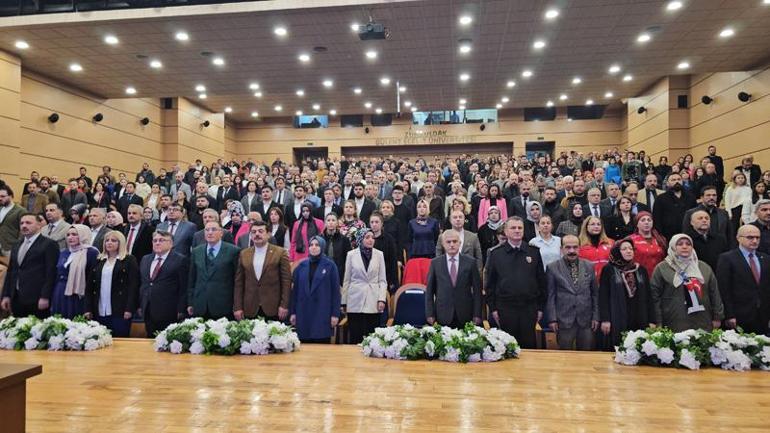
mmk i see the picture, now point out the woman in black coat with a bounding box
[321,213,352,283]
[598,238,655,350]
[604,196,635,240]
[84,231,139,338]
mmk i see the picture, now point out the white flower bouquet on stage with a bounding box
[0,315,113,351]
[361,322,521,363]
[154,317,300,355]
[614,327,770,371]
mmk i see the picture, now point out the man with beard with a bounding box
[560,179,588,209]
[751,199,770,254]
[683,185,733,248]
[541,187,566,230]
[653,173,696,242]
[685,210,729,272]
[188,195,211,230]
[509,181,533,219]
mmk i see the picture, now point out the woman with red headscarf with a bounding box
[628,211,666,277]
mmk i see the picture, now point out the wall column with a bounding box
[0,50,22,193]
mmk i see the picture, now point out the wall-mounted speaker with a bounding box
[48,113,59,123]
[201,120,210,128]
[479,124,486,131]
[701,95,713,105]
[637,106,647,114]
[738,92,752,102]
[92,113,104,122]
[364,127,370,134]
[140,117,150,125]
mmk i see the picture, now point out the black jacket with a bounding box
[139,252,189,323]
[123,223,154,263]
[374,232,399,292]
[682,204,734,249]
[2,235,59,306]
[322,231,351,283]
[485,242,547,311]
[653,190,697,242]
[86,256,140,316]
[716,249,770,334]
[686,228,729,273]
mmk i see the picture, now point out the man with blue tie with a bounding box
[716,225,770,335]
[187,221,240,320]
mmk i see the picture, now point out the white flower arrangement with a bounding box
[615,327,770,372]
[0,315,112,352]
[154,317,300,356]
[361,323,521,363]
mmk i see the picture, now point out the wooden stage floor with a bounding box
[2,339,769,432]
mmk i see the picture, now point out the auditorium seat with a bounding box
[401,258,431,285]
[387,283,427,327]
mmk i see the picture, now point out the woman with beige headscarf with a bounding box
[50,224,100,319]
[650,233,724,331]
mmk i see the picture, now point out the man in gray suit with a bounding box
[88,208,111,253]
[168,172,192,203]
[156,203,196,257]
[436,210,483,276]
[42,203,71,251]
[426,230,482,327]
[545,234,599,351]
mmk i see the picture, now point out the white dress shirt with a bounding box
[99,259,115,316]
[0,203,13,223]
[150,251,170,278]
[252,245,268,280]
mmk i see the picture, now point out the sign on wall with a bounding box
[374,129,477,146]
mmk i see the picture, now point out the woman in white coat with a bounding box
[342,228,388,344]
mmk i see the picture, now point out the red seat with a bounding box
[401,258,432,285]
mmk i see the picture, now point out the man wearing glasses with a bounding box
[138,231,189,336]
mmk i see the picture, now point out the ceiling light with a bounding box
[312,104,321,110]
[459,43,472,54]
[572,77,582,85]
[375,108,383,114]
[149,59,162,69]
[496,103,503,109]
[544,9,560,20]
[125,87,136,95]
[274,26,288,37]
[364,102,372,108]
[637,33,651,43]
[249,83,260,90]
[765,0,770,4]
[458,105,466,110]
[350,23,360,32]
[605,91,614,98]
[322,79,334,88]
[506,80,516,88]
[546,100,554,107]
[404,101,412,107]
[677,61,690,70]
[353,87,362,94]
[380,77,391,85]
[398,86,407,92]
[69,63,83,72]
[329,109,337,116]
[410,107,417,112]
[586,99,594,105]
[198,94,207,99]
[533,39,546,50]
[623,74,633,82]
[251,111,259,118]
[365,50,378,60]
[608,64,621,74]
[195,84,206,92]
[254,92,263,98]
[274,105,282,112]
[559,94,568,101]
[212,57,225,66]
[175,31,189,41]
[295,110,303,116]
[296,89,305,97]
[14,40,29,49]
[522,69,533,78]
[719,27,735,38]
[501,96,510,103]
[459,98,467,105]
[459,15,473,26]
[104,35,119,45]
[666,1,683,11]
[224,107,233,113]
[298,53,310,63]
[459,72,470,81]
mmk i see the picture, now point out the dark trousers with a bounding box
[143,305,175,338]
[497,302,538,349]
[97,315,132,338]
[347,312,380,344]
[300,338,330,344]
[11,297,49,319]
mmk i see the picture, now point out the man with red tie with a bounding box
[138,230,188,337]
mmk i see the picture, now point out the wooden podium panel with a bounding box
[0,363,42,433]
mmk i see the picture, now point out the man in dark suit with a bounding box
[686,210,729,272]
[187,222,241,320]
[425,230,482,327]
[284,184,309,231]
[654,173,697,242]
[752,199,770,255]
[707,145,725,181]
[508,182,533,219]
[138,230,188,336]
[622,182,650,216]
[716,225,770,335]
[216,176,240,212]
[87,208,111,253]
[124,204,154,262]
[116,182,144,221]
[1,213,60,318]
[352,183,376,226]
[192,209,235,248]
[313,188,342,220]
[735,156,762,187]
[682,185,733,247]
[61,179,88,214]
[156,203,197,257]
[255,185,280,221]
[583,187,611,219]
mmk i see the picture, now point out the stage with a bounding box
[3,339,769,432]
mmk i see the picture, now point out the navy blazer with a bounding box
[290,256,341,340]
[139,252,189,324]
[716,249,770,333]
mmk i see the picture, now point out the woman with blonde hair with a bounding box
[85,230,139,337]
[723,170,752,228]
[578,216,614,282]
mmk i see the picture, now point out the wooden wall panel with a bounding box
[0,50,21,192]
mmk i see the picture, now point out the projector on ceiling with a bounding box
[358,22,387,40]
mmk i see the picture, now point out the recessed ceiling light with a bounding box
[666,1,683,11]
[329,109,337,116]
[375,108,383,114]
[410,107,417,112]
[312,104,321,110]
[544,9,560,20]
[608,64,621,74]
[637,33,651,43]
[458,105,466,110]
[295,110,303,116]
[496,103,503,109]
[559,94,568,101]
[572,77,582,85]
[719,27,735,38]
[274,105,282,112]
[623,74,633,82]
[546,100,554,107]
[501,96,510,103]
[459,15,473,26]
[353,87,362,94]
[605,91,614,98]
[533,39,546,50]
[149,59,162,69]
[322,79,334,88]
[380,77,391,85]
[298,53,311,63]
[224,107,233,113]
[175,31,189,41]
[296,89,305,97]
[350,23,360,32]
[198,94,207,99]
[254,92,263,98]
[404,101,412,107]
[765,0,770,5]
[274,26,288,37]
[398,86,407,92]
[212,57,225,66]
[364,102,372,108]
[459,72,470,81]
[195,84,206,92]
[459,42,472,54]
[104,35,119,45]
[522,69,533,78]
[459,98,467,105]
[586,99,594,105]
[506,80,516,88]
[249,83,260,90]
[14,40,29,49]
[677,61,690,70]
[365,50,378,60]
[125,87,136,95]
[251,111,259,118]
[69,63,83,72]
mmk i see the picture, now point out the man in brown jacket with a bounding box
[234,221,292,321]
